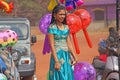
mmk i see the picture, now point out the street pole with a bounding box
[116,0,119,31]
[116,0,120,79]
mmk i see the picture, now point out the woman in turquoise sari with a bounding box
[48,5,77,80]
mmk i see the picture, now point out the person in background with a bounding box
[47,4,77,80]
[98,39,108,62]
[92,39,108,80]
[106,27,119,56]
[0,49,20,80]
[0,57,7,73]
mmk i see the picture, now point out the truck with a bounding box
[0,18,37,80]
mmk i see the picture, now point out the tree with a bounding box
[0,0,50,26]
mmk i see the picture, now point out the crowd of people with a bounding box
[92,27,120,80]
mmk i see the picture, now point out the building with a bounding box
[81,0,118,30]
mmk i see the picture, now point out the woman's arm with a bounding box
[48,33,61,71]
[66,35,77,63]
[48,33,58,62]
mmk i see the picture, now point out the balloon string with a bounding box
[72,33,80,54]
[83,29,92,48]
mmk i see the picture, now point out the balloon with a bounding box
[47,0,84,11]
[0,30,8,48]
[0,73,7,80]
[67,13,82,54]
[48,0,57,11]
[4,29,18,46]
[74,0,84,6]
[83,29,92,48]
[0,29,18,48]
[39,13,52,34]
[42,35,50,55]
[74,9,92,48]
[67,13,82,33]
[74,62,96,80]
[58,0,84,11]
[60,0,64,3]
[72,33,80,54]
[39,14,52,55]
[65,1,74,11]
[0,1,14,13]
[74,9,91,29]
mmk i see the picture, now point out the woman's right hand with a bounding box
[71,60,77,66]
[54,62,61,71]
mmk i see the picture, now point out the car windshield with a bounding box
[0,23,28,40]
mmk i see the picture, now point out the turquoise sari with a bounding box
[48,24,74,80]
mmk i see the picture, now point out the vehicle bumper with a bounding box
[18,64,35,77]
[17,54,36,77]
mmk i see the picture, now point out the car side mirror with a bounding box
[31,35,36,43]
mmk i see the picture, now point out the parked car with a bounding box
[0,18,37,80]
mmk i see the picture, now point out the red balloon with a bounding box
[74,9,92,48]
[74,9,91,29]
[66,13,82,34]
[67,13,82,54]
[72,33,80,54]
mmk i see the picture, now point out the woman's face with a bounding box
[54,10,66,23]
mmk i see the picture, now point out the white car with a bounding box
[0,18,37,80]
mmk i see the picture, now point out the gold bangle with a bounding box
[55,61,59,63]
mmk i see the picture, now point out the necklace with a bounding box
[56,24,65,30]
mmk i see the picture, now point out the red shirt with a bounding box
[99,54,107,62]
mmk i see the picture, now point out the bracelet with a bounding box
[55,61,59,63]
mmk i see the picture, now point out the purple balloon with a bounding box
[42,35,50,55]
[39,13,52,34]
[74,62,96,80]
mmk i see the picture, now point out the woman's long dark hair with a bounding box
[50,4,66,25]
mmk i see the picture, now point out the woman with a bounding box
[48,4,77,80]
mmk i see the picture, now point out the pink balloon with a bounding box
[4,29,18,46]
[0,30,8,48]
[74,0,84,6]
